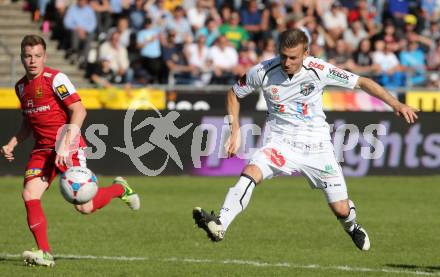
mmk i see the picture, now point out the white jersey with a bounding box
[232,56,359,142]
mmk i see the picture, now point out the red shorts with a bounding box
[24,148,87,185]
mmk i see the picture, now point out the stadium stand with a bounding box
[1,0,440,92]
[0,1,91,87]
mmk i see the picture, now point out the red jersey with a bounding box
[15,67,87,149]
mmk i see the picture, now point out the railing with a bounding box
[0,37,16,87]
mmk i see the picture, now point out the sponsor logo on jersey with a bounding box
[299,82,315,96]
[296,102,308,115]
[17,84,25,98]
[24,104,51,114]
[273,104,285,113]
[327,68,350,84]
[25,168,42,178]
[269,86,280,100]
[262,148,286,167]
[27,99,34,108]
[294,102,313,121]
[56,84,70,99]
[307,61,325,70]
[35,86,43,98]
[43,72,52,77]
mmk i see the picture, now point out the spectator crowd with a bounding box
[24,0,440,88]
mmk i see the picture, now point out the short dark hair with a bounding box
[21,35,46,52]
[278,29,309,52]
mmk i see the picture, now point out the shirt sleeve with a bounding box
[52,72,81,106]
[232,64,262,98]
[311,57,359,89]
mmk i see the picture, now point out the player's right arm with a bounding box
[1,119,31,162]
[225,62,264,157]
[226,89,241,157]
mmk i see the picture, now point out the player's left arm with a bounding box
[356,76,419,123]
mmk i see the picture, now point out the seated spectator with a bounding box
[266,2,286,42]
[187,0,209,32]
[352,38,380,75]
[328,39,356,71]
[63,0,97,68]
[372,40,405,88]
[208,35,238,84]
[343,20,368,52]
[422,20,440,42]
[109,0,131,19]
[347,0,376,35]
[145,0,172,29]
[166,5,194,49]
[259,38,276,61]
[322,2,347,40]
[219,11,249,49]
[184,34,212,85]
[219,4,232,23]
[387,0,409,29]
[136,17,164,83]
[108,16,132,49]
[399,39,427,86]
[99,31,134,85]
[48,0,70,49]
[162,30,197,84]
[239,0,268,44]
[128,0,148,32]
[427,40,440,71]
[236,43,257,77]
[309,41,326,60]
[196,17,220,46]
[91,56,117,88]
[378,22,401,53]
[89,0,112,40]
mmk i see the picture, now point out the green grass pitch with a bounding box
[0,176,439,276]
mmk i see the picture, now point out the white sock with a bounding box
[338,200,356,232]
[219,174,256,231]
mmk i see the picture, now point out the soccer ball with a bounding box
[60,166,98,204]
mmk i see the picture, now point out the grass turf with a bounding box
[0,176,439,276]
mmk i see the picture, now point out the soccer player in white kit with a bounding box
[193,29,418,250]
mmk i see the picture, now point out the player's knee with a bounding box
[242,165,262,184]
[22,188,36,201]
[330,200,350,218]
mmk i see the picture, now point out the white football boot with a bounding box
[22,249,55,267]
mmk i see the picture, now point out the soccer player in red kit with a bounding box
[0,35,140,267]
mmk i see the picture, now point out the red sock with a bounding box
[91,184,124,212]
[24,200,50,252]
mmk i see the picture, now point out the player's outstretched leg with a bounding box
[193,173,256,241]
[114,177,140,210]
[23,249,55,267]
[337,200,370,251]
[78,177,140,214]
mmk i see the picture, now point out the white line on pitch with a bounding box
[1,253,439,276]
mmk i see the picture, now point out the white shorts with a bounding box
[249,134,348,203]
